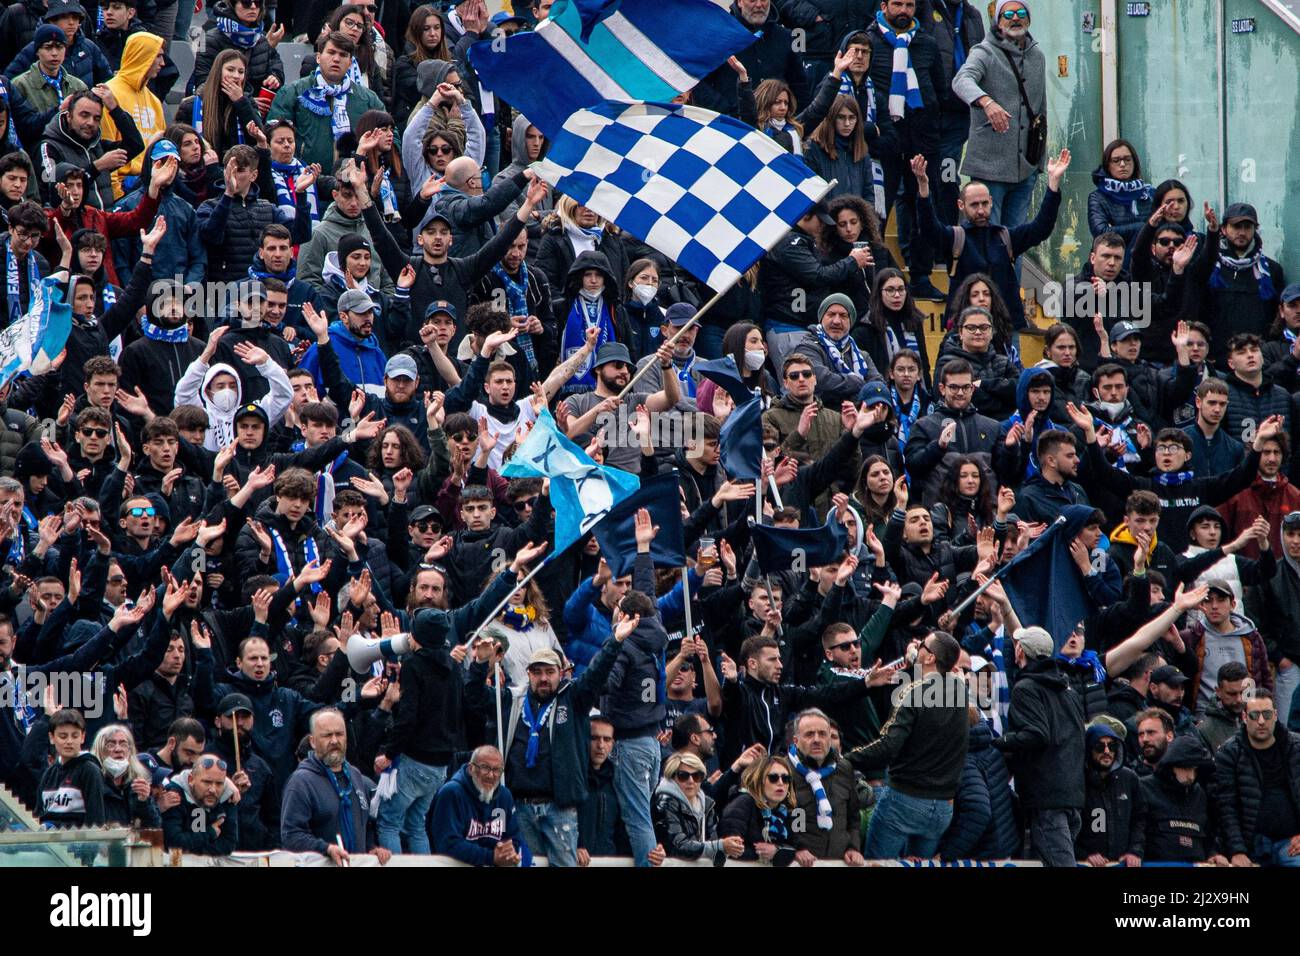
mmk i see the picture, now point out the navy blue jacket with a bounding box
[280,752,377,854]
[431,766,524,866]
[939,721,1019,860]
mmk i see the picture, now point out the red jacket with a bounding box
[42,191,162,287]
[1219,475,1300,558]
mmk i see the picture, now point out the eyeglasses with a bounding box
[881,286,907,296]
[962,323,992,333]
[674,770,706,783]
[785,369,814,380]
[999,8,1029,18]
[1154,237,1184,248]
[829,639,861,652]
[197,755,227,771]
[1154,444,1185,455]
[765,772,792,784]
[1245,709,1276,722]
[341,16,365,28]
[429,144,456,156]
[471,763,503,776]
[512,497,538,512]
[1109,155,1135,165]
[945,383,974,393]
[1092,739,1119,753]
[79,427,110,438]
[127,507,156,518]
[10,229,40,242]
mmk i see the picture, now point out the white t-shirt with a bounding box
[469,399,540,472]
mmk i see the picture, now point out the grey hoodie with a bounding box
[1196,611,1256,711]
[493,114,553,227]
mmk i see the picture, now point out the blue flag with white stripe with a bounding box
[502,407,640,554]
[534,101,830,290]
[467,0,754,139]
[0,277,72,388]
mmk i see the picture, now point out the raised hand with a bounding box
[510,540,548,573]
[233,340,270,367]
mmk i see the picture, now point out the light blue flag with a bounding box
[533,101,830,290]
[0,277,73,388]
[502,407,640,553]
[467,0,754,139]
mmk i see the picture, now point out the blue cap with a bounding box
[424,299,457,321]
[663,302,696,327]
[858,379,891,408]
[33,24,67,47]
[1281,282,1300,304]
[150,138,180,162]
[490,10,527,26]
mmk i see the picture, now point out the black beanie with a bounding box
[337,233,372,263]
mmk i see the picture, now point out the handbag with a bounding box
[999,47,1047,166]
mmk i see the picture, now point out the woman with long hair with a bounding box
[1039,323,1092,421]
[1088,137,1153,265]
[366,425,428,496]
[804,95,878,205]
[721,321,776,401]
[862,267,931,393]
[163,122,224,208]
[393,5,450,126]
[853,454,898,535]
[180,49,263,159]
[719,754,798,865]
[932,455,997,548]
[536,193,629,307]
[828,194,889,269]
[945,272,1018,364]
[755,79,804,154]
[353,109,410,244]
[480,577,563,688]
[93,724,161,828]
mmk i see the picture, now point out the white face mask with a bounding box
[1097,400,1126,418]
[744,349,766,371]
[210,386,239,413]
[578,286,603,303]
[631,283,657,306]
[103,756,129,778]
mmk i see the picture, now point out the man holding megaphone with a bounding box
[359,539,550,855]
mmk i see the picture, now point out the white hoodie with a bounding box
[174,358,294,451]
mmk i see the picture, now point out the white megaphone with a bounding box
[346,633,414,671]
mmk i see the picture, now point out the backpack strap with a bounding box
[949,225,966,276]
[998,226,1013,262]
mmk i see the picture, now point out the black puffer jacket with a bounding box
[192,2,285,94]
[1213,726,1300,860]
[1077,758,1146,861]
[902,404,999,506]
[995,658,1085,810]
[939,720,1020,860]
[759,229,860,333]
[1140,735,1215,862]
[0,405,39,478]
[0,0,42,71]
[534,222,628,314]
[600,553,669,737]
[195,185,279,283]
[933,338,1020,421]
[652,779,725,864]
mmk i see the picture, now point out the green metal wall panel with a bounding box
[1222,0,1300,281]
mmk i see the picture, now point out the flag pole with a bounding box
[617,178,839,401]
[494,662,505,755]
[680,564,693,643]
[947,515,1067,618]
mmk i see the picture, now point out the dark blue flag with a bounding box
[999,506,1094,651]
[750,517,848,575]
[694,355,755,406]
[720,395,763,480]
[591,471,686,578]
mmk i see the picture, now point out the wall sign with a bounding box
[1231,17,1256,33]
[1126,2,1150,16]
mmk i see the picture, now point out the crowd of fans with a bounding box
[0,0,1296,869]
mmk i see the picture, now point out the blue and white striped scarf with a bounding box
[1210,240,1277,301]
[491,261,538,372]
[140,315,189,342]
[875,12,922,120]
[559,292,615,394]
[270,158,320,223]
[298,69,354,140]
[216,15,262,49]
[815,325,872,378]
[788,745,835,829]
[6,240,39,325]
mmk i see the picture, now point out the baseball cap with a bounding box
[1222,202,1259,225]
[527,648,564,670]
[1204,579,1234,599]
[43,1,85,20]
[385,354,418,380]
[1012,626,1054,660]
[409,504,440,525]
[234,402,269,427]
[1150,664,1188,687]
[218,693,254,716]
[1280,282,1300,304]
[420,211,453,232]
[424,299,457,322]
[858,379,891,408]
[1109,321,1142,344]
[150,138,180,162]
[490,10,527,27]
[809,201,834,226]
[593,342,632,369]
[663,303,696,327]
[337,288,378,315]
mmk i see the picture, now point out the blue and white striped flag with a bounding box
[533,100,830,290]
[467,0,754,139]
[502,407,640,554]
[0,277,72,388]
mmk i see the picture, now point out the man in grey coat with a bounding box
[951,0,1046,229]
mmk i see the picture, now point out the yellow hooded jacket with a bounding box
[101,32,167,200]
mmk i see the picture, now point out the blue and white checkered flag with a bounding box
[533,100,831,291]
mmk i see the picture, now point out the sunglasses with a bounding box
[414,520,441,532]
[512,497,539,512]
[107,575,126,584]
[763,443,779,453]
[1000,8,1029,18]
[127,507,156,518]
[429,144,456,155]
[603,361,630,371]
[197,755,228,770]
[785,369,814,380]
[677,661,694,672]
[1246,709,1276,721]
[674,770,706,783]
[236,0,261,6]
[829,639,861,652]
[1092,739,1119,753]
[765,772,792,784]
[1154,237,1184,248]
[79,427,110,438]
